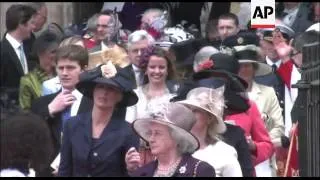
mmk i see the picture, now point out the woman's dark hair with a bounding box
[1,111,53,173]
[31,30,60,61]
[140,46,177,84]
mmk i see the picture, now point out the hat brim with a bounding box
[176,100,226,134]
[76,78,138,107]
[238,60,272,76]
[193,70,248,91]
[132,118,200,153]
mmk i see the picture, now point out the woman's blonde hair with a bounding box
[59,35,84,48]
[206,114,224,144]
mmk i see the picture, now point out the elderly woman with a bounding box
[177,87,243,177]
[1,111,53,177]
[127,102,216,177]
[19,31,60,110]
[125,45,178,166]
[58,63,140,177]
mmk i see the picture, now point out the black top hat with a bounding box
[76,65,138,107]
[193,53,248,92]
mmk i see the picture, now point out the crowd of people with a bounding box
[1,2,319,177]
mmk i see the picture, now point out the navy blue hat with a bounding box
[222,32,260,48]
[193,53,248,92]
[77,65,138,107]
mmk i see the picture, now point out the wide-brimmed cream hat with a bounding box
[177,86,226,134]
[132,102,200,153]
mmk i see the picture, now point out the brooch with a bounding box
[179,165,187,174]
[237,37,244,44]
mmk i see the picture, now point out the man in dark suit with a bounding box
[278,3,313,34]
[23,3,48,64]
[121,30,155,88]
[31,45,93,176]
[1,5,37,104]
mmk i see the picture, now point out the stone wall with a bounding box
[0,2,74,38]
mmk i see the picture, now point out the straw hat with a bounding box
[177,86,226,134]
[132,102,200,153]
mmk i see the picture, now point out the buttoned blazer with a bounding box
[58,112,140,177]
[130,154,216,177]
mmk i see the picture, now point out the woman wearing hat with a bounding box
[193,51,274,175]
[236,44,285,177]
[58,63,140,177]
[128,102,216,177]
[177,87,243,177]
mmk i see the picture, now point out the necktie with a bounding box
[61,106,71,131]
[19,45,26,73]
[138,71,144,86]
[272,64,277,73]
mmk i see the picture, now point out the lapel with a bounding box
[2,37,24,75]
[249,81,261,102]
[94,113,122,148]
[79,112,93,150]
[172,154,194,177]
[77,96,93,114]
[127,65,138,88]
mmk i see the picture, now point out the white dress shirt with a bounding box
[5,33,28,74]
[60,88,83,117]
[266,56,282,69]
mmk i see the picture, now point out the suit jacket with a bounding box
[130,154,216,177]
[255,63,285,119]
[289,4,313,34]
[30,91,93,156]
[1,37,36,102]
[120,64,138,89]
[225,101,274,166]
[58,111,140,177]
[23,32,36,64]
[222,123,254,177]
[249,81,284,147]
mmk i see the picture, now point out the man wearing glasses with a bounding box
[89,9,123,53]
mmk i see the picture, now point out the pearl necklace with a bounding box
[154,158,181,177]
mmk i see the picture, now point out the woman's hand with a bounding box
[125,147,141,172]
